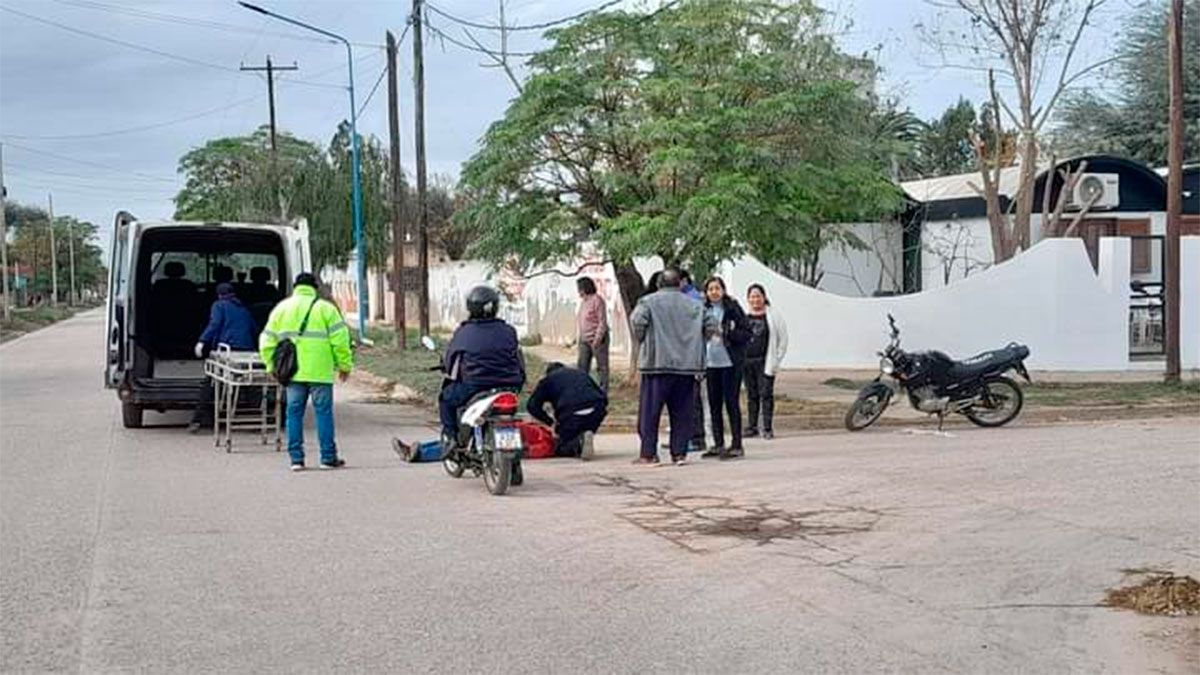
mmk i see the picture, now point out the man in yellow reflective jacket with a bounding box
[260,273,354,471]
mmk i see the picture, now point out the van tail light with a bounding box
[491,392,519,415]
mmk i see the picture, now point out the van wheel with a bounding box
[121,402,143,429]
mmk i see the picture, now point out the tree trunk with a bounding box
[1013,134,1039,252]
[613,261,645,383]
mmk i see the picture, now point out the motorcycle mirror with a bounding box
[420,335,437,351]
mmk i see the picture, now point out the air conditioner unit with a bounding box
[1068,173,1120,210]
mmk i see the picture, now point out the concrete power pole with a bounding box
[412,0,431,336]
[0,142,9,320]
[387,30,408,348]
[47,193,58,308]
[240,56,298,153]
[67,215,76,306]
[1165,0,1184,384]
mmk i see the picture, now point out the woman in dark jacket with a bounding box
[701,276,750,459]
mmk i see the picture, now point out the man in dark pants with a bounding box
[679,270,707,452]
[526,363,607,459]
[188,282,259,433]
[630,269,715,465]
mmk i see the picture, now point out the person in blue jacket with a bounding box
[188,282,259,433]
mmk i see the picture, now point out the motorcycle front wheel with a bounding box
[964,376,1024,427]
[443,452,466,478]
[845,389,890,431]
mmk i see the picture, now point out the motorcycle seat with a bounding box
[948,344,1029,380]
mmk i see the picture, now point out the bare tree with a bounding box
[926,0,1114,263]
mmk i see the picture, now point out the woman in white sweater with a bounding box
[743,284,788,439]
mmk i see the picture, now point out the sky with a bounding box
[0,0,1131,251]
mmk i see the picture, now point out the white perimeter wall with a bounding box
[341,236,1198,371]
[717,237,1139,370]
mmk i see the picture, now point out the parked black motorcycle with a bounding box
[845,315,1031,431]
[423,336,525,496]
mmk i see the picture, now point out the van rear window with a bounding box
[149,252,280,292]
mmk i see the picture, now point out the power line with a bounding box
[0,4,238,73]
[0,97,259,141]
[424,0,626,33]
[357,25,411,118]
[3,142,178,184]
[50,0,383,49]
[424,19,539,58]
[5,162,177,187]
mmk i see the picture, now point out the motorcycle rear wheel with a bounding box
[845,389,890,431]
[964,376,1024,427]
[480,429,512,495]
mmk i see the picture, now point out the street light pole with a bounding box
[238,2,368,340]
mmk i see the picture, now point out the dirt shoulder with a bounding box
[355,333,1199,432]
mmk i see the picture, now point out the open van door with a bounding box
[104,211,135,389]
[283,218,312,284]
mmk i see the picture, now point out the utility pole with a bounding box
[387,30,408,348]
[1164,0,1184,383]
[240,56,298,153]
[412,0,430,336]
[67,215,76,306]
[0,142,9,320]
[47,193,58,308]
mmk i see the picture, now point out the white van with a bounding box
[104,211,311,428]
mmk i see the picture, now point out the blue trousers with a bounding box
[286,382,336,465]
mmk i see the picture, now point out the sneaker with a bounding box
[319,458,346,470]
[671,454,689,466]
[580,432,595,461]
[744,428,759,438]
[763,430,774,440]
[701,446,724,459]
[290,462,306,472]
[631,456,661,466]
[720,447,745,461]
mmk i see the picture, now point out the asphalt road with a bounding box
[2,311,1198,674]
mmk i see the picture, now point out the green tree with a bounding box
[458,0,902,319]
[916,98,977,178]
[1054,0,1200,164]
[173,124,394,272]
[3,202,106,302]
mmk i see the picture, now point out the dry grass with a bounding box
[1105,572,1200,617]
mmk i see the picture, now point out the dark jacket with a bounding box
[707,297,751,366]
[445,318,526,388]
[199,297,258,350]
[526,366,607,426]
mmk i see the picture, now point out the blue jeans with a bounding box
[286,382,337,465]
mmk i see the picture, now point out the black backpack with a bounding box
[272,297,319,386]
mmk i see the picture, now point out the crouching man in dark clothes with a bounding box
[526,362,608,460]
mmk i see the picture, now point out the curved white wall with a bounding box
[718,237,1132,370]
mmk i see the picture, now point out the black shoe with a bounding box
[511,461,524,486]
[319,458,346,470]
[763,430,774,440]
[744,428,759,438]
[290,462,306,472]
[632,456,661,466]
[719,447,745,461]
[701,445,724,459]
[671,454,689,466]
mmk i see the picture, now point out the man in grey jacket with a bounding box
[630,269,715,465]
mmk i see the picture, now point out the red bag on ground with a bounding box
[518,420,556,459]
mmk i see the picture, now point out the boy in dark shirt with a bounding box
[526,362,608,459]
